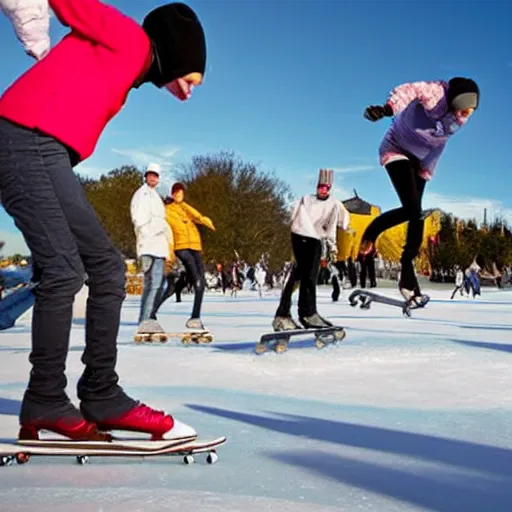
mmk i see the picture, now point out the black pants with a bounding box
[151,270,188,317]
[0,118,134,422]
[358,254,376,288]
[362,159,426,290]
[331,262,344,302]
[276,234,321,318]
[175,249,205,318]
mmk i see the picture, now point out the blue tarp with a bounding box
[0,284,35,330]
[0,266,36,330]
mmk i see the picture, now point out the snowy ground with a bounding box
[1,283,511,511]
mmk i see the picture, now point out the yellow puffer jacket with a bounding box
[165,201,212,252]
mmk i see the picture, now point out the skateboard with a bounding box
[134,330,213,344]
[255,326,346,354]
[348,289,430,318]
[0,436,226,466]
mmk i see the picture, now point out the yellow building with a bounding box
[336,193,441,275]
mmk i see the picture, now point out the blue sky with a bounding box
[1,0,511,254]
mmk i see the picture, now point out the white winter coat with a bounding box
[130,184,172,259]
[1,0,50,59]
[254,265,267,286]
[290,195,339,251]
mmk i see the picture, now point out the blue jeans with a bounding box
[0,118,135,422]
[139,255,165,323]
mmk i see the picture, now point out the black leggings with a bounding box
[151,270,188,318]
[276,234,321,318]
[175,249,205,319]
[363,158,426,271]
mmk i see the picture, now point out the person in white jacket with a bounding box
[273,169,340,331]
[450,265,464,299]
[130,163,172,333]
[1,0,50,60]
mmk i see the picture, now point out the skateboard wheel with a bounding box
[334,330,346,342]
[315,338,326,349]
[15,452,30,464]
[0,455,14,466]
[274,340,288,353]
[206,450,218,464]
[183,455,195,465]
[255,343,267,354]
[76,455,90,465]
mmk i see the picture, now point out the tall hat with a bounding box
[142,3,206,88]
[317,169,334,188]
[447,77,480,110]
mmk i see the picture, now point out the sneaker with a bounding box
[19,416,109,441]
[186,317,205,330]
[137,319,164,334]
[272,316,301,331]
[91,403,197,441]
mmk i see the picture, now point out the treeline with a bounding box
[429,213,512,271]
[77,152,294,270]
[2,150,511,274]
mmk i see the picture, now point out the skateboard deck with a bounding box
[134,330,213,344]
[256,326,346,354]
[0,436,226,466]
[348,289,430,318]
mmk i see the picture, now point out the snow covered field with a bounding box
[0,284,511,511]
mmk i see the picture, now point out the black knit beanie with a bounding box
[142,3,206,88]
[447,77,480,110]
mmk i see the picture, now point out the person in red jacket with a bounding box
[0,0,206,442]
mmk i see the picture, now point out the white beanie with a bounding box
[144,163,161,176]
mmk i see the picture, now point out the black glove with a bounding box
[364,104,393,122]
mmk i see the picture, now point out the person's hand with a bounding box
[203,217,215,231]
[364,104,393,121]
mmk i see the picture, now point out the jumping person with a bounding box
[164,182,215,330]
[272,169,340,331]
[360,78,479,302]
[0,0,207,441]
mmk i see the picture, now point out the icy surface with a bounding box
[1,284,511,511]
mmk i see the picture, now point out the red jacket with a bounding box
[0,0,151,162]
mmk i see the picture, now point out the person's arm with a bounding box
[337,201,350,231]
[324,202,340,253]
[386,80,446,115]
[182,203,215,230]
[48,0,141,51]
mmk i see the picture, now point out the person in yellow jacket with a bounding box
[164,182,215,330]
